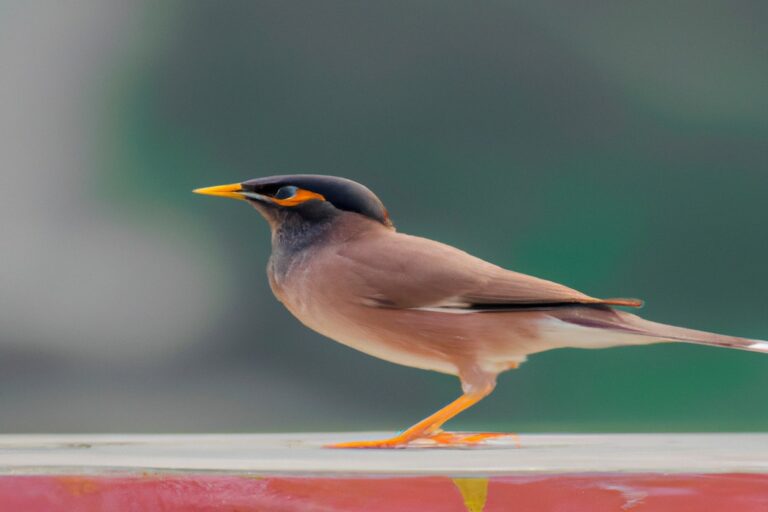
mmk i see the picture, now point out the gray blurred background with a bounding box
[1,1,766,433]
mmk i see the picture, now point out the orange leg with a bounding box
[327,383,518,449]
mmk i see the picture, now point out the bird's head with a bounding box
[194,174,393,231]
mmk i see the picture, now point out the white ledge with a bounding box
[1,433,767,476]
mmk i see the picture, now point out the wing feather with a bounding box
[334,231,641,311]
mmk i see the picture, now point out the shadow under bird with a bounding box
[195,175,767,448]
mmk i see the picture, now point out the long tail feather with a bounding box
[624,315,768,354]
[556,307,768,354]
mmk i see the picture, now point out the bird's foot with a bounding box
[326,430,520,449]
[425,430,520,447]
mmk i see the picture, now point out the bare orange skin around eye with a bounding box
[271,189,326,206]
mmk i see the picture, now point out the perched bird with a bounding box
[195,175,767,448]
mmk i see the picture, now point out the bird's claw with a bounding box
[425,430,520,447]
[326,430,520,449]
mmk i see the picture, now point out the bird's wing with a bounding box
[333,231,641,311]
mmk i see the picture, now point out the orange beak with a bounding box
[192,183,245,200]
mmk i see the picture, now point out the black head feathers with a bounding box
[242,174,392,227]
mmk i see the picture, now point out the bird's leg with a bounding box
[424,363,520,447]
[327,389,491,449]
[327,368,517,449]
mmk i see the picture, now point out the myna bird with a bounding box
[195,175,767,448]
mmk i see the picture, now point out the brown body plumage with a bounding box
[196,175,766,448]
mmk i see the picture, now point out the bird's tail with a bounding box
[637,317,768,353]
[556,307,768,354]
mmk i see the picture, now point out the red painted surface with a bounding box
[0,473,766,511]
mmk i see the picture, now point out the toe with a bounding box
[325,437,410,449]
[427,431,520,447]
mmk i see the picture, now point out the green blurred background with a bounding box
[1,1,766,433]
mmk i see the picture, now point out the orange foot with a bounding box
[326,430,520,449]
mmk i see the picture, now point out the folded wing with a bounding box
[334,231,642,312]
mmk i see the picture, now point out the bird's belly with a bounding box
[283,300,462,375]
[324,330,462,376]
[279,291,548,375]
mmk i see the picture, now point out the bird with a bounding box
[194,174,767,449]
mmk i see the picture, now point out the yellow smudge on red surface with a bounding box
[452,477,489,512]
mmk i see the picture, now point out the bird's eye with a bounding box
[274,185,298,200]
